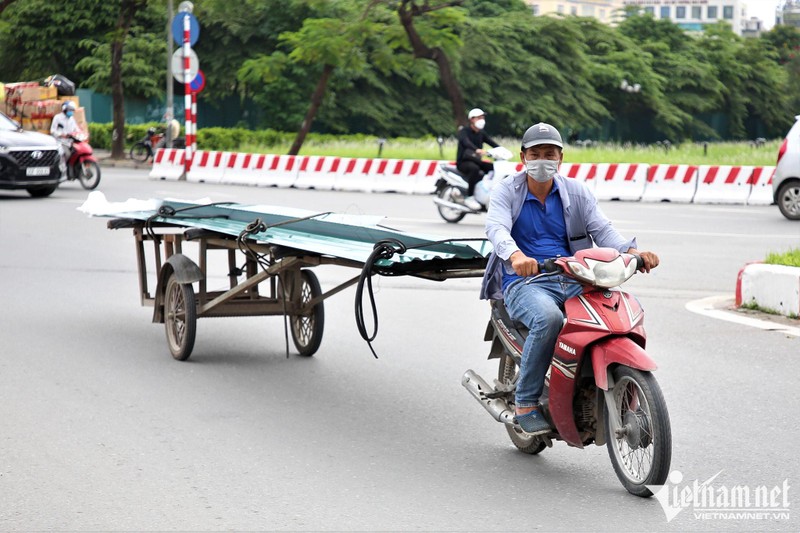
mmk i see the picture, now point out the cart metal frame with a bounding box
[110,218,486,361]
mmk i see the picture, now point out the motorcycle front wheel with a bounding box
[129,142,150,162]
[436,185,467,224]
[498,353,547,455]
[605,366,672,497]
[78,161,101,190]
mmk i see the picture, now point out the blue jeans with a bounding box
[503,274,583,407]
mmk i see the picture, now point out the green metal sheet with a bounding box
[82,195,491,273]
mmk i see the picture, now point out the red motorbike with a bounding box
[62,133,101,190]
[462,247,672,497]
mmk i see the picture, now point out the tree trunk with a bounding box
[288,63,334,156]
[397,0,467,128]
[110,0,146,159]
[0,0,19,15]
[110,38,125,159]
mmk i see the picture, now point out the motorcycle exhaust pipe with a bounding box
[461,369,516,426]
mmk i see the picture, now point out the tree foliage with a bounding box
[0,1,792,143]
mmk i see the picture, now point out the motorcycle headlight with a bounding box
[568,261,595,283]
[568,256,638,288]
[587,256,638,288]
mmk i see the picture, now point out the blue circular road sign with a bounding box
[172,12,200,47]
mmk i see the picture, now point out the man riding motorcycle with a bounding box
[480,122,660,436]
[456,108,499,211]
[50,101,80,166]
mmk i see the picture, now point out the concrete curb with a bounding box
[95,149,150,170]
[686,295,800,337]
[736,263,800,318]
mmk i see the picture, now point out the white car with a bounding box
[774,116,800,220]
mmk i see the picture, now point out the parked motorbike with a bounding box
[130,127,185,162]
[433,146,517,223]
[61,133,100,190]
[462,248,672,497]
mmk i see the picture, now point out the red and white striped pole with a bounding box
[182,13,194,174]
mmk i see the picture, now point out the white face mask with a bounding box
[525,159,559,183]
[474,119,485,130]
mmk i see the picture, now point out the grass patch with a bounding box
[765,248,800,267]
[241,136,780,166]
[739,300,799,319]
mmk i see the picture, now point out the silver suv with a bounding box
[774,116,800,220]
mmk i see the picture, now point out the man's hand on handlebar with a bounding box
[510,250,539,277]
[627,248,659,273]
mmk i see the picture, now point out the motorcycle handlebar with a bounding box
[539,252,645,274]
[540,257,560,274]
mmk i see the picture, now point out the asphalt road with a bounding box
[1,168,799,531]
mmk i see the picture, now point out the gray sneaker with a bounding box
[464,196,482,210]
[516,407,550,436]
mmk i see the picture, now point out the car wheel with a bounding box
[26,184,58,198]
[776,180,800,220]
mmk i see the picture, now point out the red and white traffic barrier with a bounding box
[187,150,230,184]
[294,156,343,190]
[149,149,777,205]
[149,148,186,180]
[409,160,442,194]
[594,163,648,201]
[370,159,419,194]
[692,165,754,204]
[262,154,299,187]
[746,166,776,206]
[219,152,267,186]
[559,163,598,192]
[334,158,376,192]
[640,164,698,203]
[221,154,299,187]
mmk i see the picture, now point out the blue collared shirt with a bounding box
[480,172,637,300]
[502,182,570,291]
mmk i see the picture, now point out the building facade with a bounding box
[778,0,800,28]
[524,0,625,24]
[622,1,746,35]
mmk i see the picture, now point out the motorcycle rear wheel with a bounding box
[436,185,467,224]
[78,161,101,190]
[498,353,546,455]
[605,366,671,497]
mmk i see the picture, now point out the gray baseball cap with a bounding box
[521,122,563,149]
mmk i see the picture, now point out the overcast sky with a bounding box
[742,0,782,28]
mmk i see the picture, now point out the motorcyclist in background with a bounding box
[51,101,79,165]
[456,108,499,210]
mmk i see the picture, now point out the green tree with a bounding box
[699,22,790,138]
[618,13,724,140]
[238,0,403,154]
[392,0,469,127]
[761,25,800,119]
[195,0,312,103]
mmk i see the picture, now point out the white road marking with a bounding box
[685,295,800,337]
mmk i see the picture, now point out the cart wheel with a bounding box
[164,273,197,361]
[290,270,324,356]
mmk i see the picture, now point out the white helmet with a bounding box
[468,108,485,119]
[62,101,76,112]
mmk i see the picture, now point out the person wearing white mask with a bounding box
[456,107,499,210]
[50,101,80,168]
[479,122,659,436]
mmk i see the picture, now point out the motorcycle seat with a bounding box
[442,165,464,176]
[491,299,529,334]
